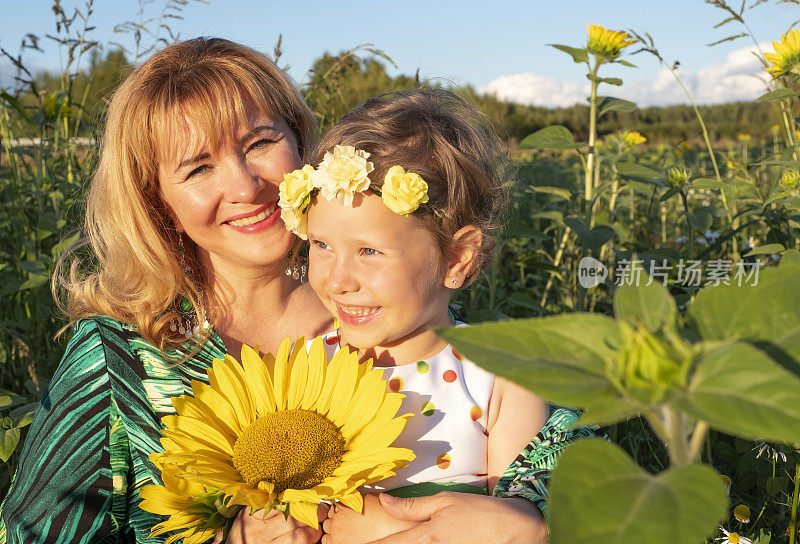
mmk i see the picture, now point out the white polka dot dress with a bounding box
[319,330,495,491]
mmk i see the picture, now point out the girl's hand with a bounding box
[366,492,548,544]
[223,504,328,544]
[321,493,419,544]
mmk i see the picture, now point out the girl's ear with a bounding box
[443,225,483,289]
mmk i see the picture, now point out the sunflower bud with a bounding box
[667,167,690,189]
[611,322,692,404]
[780,169,800,191]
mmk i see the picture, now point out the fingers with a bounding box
[367,522,432,544]
[377,493,447,522]
[273,525,323,544]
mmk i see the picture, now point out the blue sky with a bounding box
[0,0,796,106]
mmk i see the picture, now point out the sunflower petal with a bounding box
[288,500,320,529]
[240,344,277,414]
[287,340,309,410]
[300,337,326,410]
[338,491,364,513]
[273,338,293,410]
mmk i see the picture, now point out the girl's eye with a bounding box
[312,240,330,250]
[362,247,379,256]
[185,164,211,180]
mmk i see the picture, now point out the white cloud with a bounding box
[481,43,771,108]
[480,73,588,108]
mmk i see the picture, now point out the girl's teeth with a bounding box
[341,306,378,316]
[229,206,274,227]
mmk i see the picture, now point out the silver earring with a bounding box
[285,250,307,282]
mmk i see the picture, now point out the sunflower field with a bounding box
[1,1,800,543]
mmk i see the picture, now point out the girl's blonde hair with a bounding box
[316,88,510,284]
[55,37,316,350]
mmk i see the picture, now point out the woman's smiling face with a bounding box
[307,191,453,363]
[158,102,301,275]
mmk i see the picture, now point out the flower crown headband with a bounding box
[278,145,429,239]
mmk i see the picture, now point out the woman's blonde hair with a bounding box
[55,37,316,350]
[316,88,510,284]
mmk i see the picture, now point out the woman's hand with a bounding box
[365,492,548,544]
[321,493,420,544]
[223,504,328,544]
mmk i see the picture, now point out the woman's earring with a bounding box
[170,236,209,338]
[285,249,308,282]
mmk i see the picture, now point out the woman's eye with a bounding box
[362,247,379,256]
[185,164,211,180]
[246,138,276,153]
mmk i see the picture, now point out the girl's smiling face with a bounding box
[158,102,301,276]
[307,192,454,364]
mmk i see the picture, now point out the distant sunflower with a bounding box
[150,337,414,529]
[139,465,237,544]
[586,23,635,60]
[765,28,800,77]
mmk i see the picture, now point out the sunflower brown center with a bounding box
[232,409,345,493]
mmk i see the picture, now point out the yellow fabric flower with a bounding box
[381,165,429,216]
[765,28,800,77]
[621,131,646,147]
[140,465,236,544]
[279,165,316,210]
[586,23,634,60]
[280,206,309,240]
[315,145,374,206]
[151,338,414,529]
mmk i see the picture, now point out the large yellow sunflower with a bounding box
[139,465,237,544]
[586,23,635,60]
[149,337,414,529]
[765,28,800,77]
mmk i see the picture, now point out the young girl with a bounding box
[278,89,551,543]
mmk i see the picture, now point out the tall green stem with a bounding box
[790,459,800,544]
[585,70,599,214]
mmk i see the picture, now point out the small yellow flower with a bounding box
[621,131,646,146]
[279,165,316,210]
[315,145,374,206]
[381,165,429,216]
[586,23,635,60]
[717,526,752,544]
[737,133,751,142]
[765,28,800,77]
[734,504,751,523]
[280,206,309,240]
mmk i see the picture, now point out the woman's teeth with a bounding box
[339,306,379,317]
[228,205,275,227]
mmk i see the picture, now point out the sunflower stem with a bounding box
[790,458,800,544]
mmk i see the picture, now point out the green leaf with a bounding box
[617,59,637,68]
[676,342,800,445]
[519,125,582,150]
[531,186,572,200]
[17,261,47,275]
[564,217,615,253]
[687,210,713,232]
[436,315,620,408]
[689,266,800,372]
[51,233,81,258]
[780,248,800,267]
[756,88,799,103]
[596,96,637,117]
[692,178,727,189]
[659,188,680,202]
[743,243,785,257]
[504,293,540,311]
[17,274,49,292]
[0,92,34,125]
[0,427,21,462]
[549,44,589,64]
[617,162,667,187]
[0,388,27,410]
[531,210,564,222]
[9,402,38,428]
[614,282,677,333]
[549,439,727,544]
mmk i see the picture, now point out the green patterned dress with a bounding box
[0,316,602,543]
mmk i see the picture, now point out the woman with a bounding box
[0,37,332,544]
[0,37,593,544]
